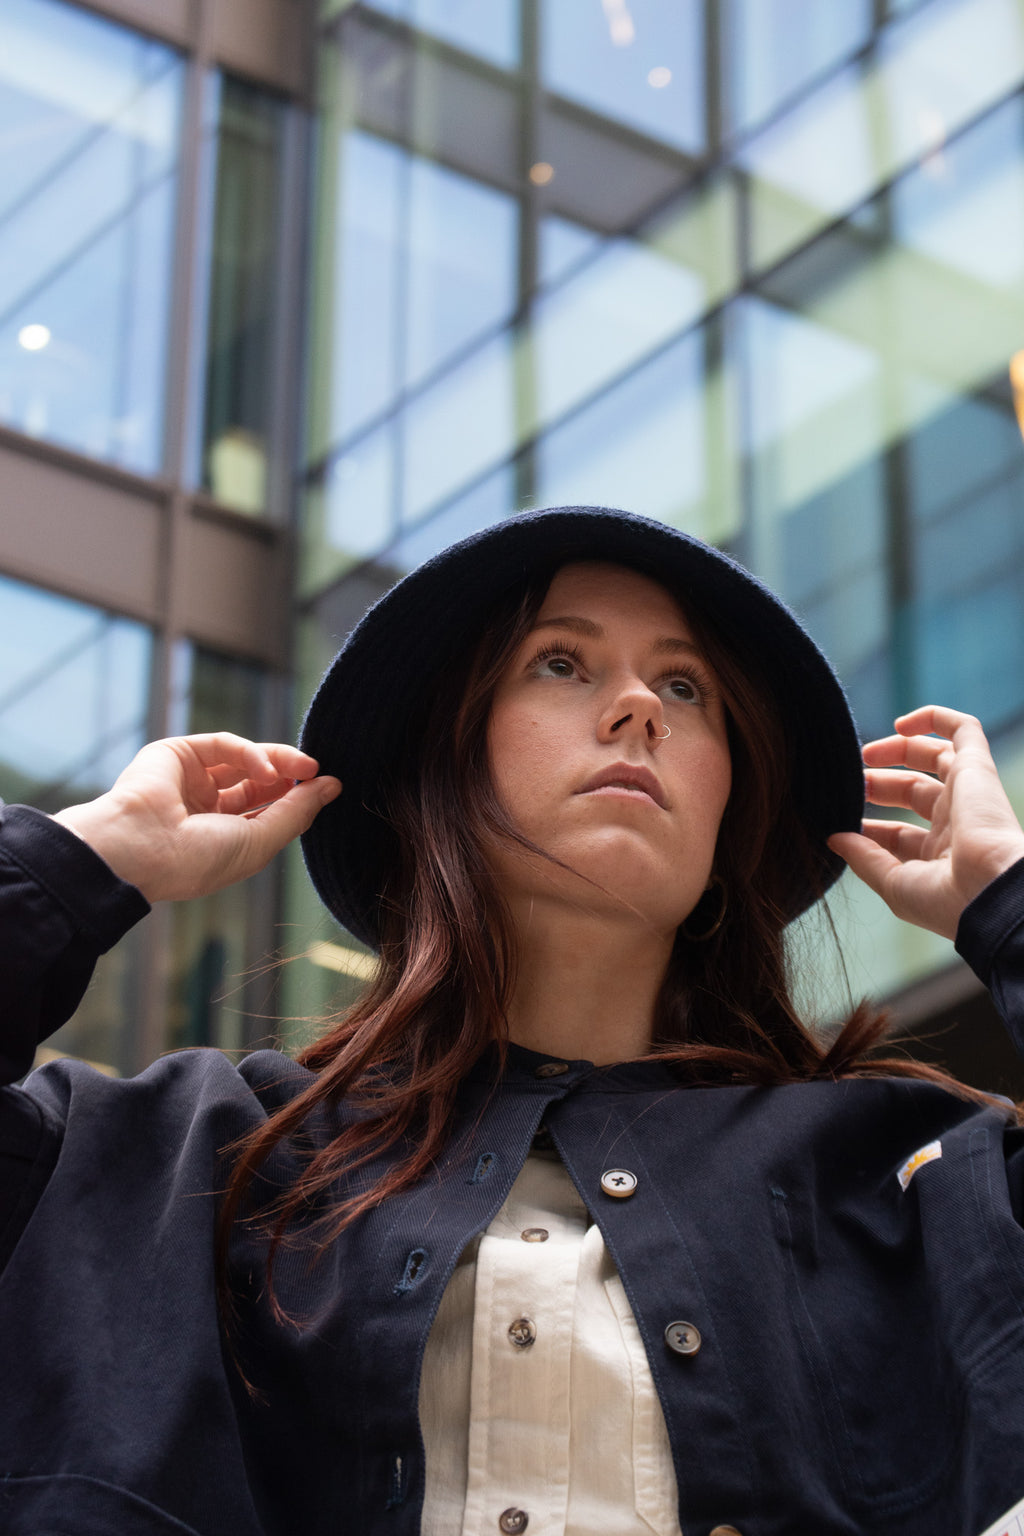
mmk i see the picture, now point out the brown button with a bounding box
[600,1168,638,1198]
[664,1320,702,1356]
[521,1228,549,1243]
[498,1509,529,1533]
[508,1316,537,1349]
[533,1061,568,1078]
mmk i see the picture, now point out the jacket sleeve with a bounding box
[0,803,150,1087]
[955,856,1024,1061]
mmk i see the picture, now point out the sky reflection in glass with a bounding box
[0,0,183,472]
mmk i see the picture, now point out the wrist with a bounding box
[52,794,165,902]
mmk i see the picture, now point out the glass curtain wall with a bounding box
[296,0,1024,1026]
[0,0,301,1071]
[167,645,276,1057]
[0,574,154,1073]
[196,75,291,515]
[0,0,183,471]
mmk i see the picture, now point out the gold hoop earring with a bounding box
[681,875,728,942]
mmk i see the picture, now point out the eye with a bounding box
[529,643,585,679]
[659,670,712,706]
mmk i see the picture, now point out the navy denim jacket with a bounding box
[3,803,1024,1536]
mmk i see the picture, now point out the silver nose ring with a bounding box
[651,725,671,740]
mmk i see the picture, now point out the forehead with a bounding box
[536,561,692,632]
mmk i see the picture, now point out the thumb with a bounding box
[827,830,899,900]
[243,777,341,865]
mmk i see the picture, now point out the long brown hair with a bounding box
[217,560,1008,1316]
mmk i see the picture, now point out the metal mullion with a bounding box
[127,0,215,1073]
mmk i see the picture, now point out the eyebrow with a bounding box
[533,615,706,659]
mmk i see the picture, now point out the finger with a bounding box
[861,734,951,775]
[893,704,988,744]
[856,817,933,861]
[170,735,318,785]
[220,777,295,817]
[229,777,341,864]
[827,830,903,897]
[864,768,943,818]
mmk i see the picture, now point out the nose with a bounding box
[599,679,667,747]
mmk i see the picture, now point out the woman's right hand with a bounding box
[52,734,341,904]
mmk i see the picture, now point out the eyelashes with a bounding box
[525,642,715,704]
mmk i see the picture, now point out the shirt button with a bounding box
[533,1061,568,1078]
[498,1508,529,1532]
[508,1316,537,1349]
[520,1227,549,1243]
[600,1168,638,1198]
[664,1320,702,1356]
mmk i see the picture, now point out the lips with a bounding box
[578,763,667,809]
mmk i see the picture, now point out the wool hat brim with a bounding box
[300,506,863,947]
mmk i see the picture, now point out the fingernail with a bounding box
[320,779,341,803]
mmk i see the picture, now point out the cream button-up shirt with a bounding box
[420,1150,683,1535]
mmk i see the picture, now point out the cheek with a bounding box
[487,700,566,823]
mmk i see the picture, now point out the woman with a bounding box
[2,505,1024,1536]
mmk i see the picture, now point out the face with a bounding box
[486,562,732,934]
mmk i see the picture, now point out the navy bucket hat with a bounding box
[300,506,864,948]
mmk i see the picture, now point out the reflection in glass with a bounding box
[542,0,704,153]
[0,575,153,1075]
[343,0,519,67]
[533,229,705,427]
[0,576,152,811]
[168,645,271,1055]
[302,419,398,593]
[536,325,741,545]
[740,0,1024,275]
[907,396,1024,731]
[310,130,518,456]
[724,0,871,133]
[0,0,183,471]
[199,76,288,515]
[402,332,515,525]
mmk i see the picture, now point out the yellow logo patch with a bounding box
[897,1140,942,1192]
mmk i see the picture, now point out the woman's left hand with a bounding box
[828,705,1024,940]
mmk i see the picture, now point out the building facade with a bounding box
[4,0,1024,1091]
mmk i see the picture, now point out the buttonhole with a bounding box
[386,1451,407,1508]
[468,1151,498,1184]
[394,1247,428,1295]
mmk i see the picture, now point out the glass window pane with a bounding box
[402,332,515,525]
[199,76,289,516]
[542,0,705,154]
[0,576,153,1077]
[337,0,520,67]
[536,324,741,545]
[724,0,872,133]
[533,233,705,427]
[0,0,183,472]
[0,577,152,810]
[308,130,518,457]
[167,646,273,1055]
[740,0,1024,274]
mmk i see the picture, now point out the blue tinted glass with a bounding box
[406,157,518,387]
[312,131,518,465]
[361,0,519,66]
[725,0,872,133]
[0,0,183,472]
[536,330,707,529]
[542,0,704,153]
[0,575,152,811]
[199,76,288,516]
[539,216,605,288]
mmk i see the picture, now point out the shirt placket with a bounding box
[461,1172,584,1536]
